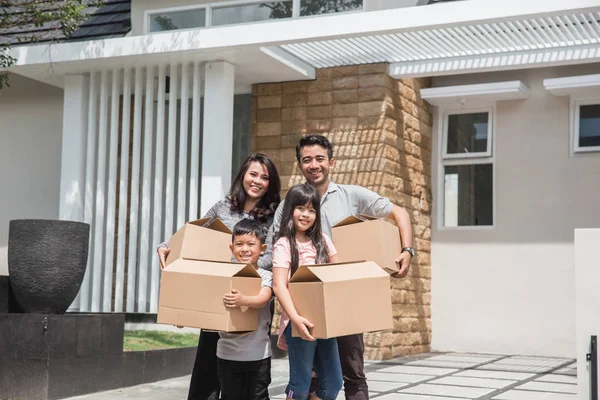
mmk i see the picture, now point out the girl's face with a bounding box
[243,161,270,201]
[293,202,317,233]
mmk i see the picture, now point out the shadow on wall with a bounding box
[0,74,63,275]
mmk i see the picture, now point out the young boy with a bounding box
[218,218,273,400]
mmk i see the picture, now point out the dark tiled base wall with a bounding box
[0,313,196,400]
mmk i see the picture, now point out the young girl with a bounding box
[272,184,343,400]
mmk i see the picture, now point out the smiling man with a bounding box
[272,134,414,400]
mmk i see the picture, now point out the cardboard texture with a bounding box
[165,218,232,265]
[289,261,393,339]
[157,260,262,332]
[332,215,402,274]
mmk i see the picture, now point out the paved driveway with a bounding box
[67,352,578,400]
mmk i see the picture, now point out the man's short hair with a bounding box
[231,219,267,244]
[295,134,334,163]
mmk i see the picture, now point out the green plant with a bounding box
[0,0,102,88]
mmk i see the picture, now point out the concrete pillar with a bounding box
[59,75,89,222]
[201,61,235,216]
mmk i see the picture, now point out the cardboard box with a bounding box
[289,261,393,338]
[157,260,262,332]
[166,218,232,265]
[332,215,402,274]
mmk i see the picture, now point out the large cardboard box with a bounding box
[166,218,232,266]
[157,260,262,332]
[289,261,393,338]
[332,215,402,274]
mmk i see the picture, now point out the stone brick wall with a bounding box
[251,64,432,360]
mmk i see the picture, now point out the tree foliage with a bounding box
[0,0,101,89]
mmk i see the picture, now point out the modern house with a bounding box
[1,0,599,362]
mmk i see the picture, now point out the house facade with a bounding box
[1,0,599,360]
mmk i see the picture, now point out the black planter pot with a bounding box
[8,219,90,314]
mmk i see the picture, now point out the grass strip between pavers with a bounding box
[123,330,199,351]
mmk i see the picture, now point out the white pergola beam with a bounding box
[420,80,530,107]
[389,43,600,78]
[7,0,600,67]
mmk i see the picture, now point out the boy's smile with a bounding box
[230,233,266,264]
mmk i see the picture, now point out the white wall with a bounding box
[0,74,63,275]
[431,63,600,358]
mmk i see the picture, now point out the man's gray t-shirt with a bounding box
[272,182,393,239]
[216,268,273,362]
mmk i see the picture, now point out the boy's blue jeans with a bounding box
[284,324,343,400]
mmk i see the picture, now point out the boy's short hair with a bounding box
[295,134,334,163]
[232,219,267,244]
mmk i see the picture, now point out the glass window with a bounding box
[578,104,600,149]
[149,9,206,32]
[446,112,489,156]
[300,0,363,16]
[444,164,493,227]
[213,1,293,26]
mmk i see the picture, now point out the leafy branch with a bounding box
[0,0,102,89]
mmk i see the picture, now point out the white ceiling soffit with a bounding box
[420,80,530,106]
[279,10,600,77]
[544,73,600,96]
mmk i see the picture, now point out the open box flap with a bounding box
[166,259,259,278]
[332,214,379,228]
[186,217,231,233]
[290,261,387,283]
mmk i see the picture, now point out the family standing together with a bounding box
[157,134,414,400]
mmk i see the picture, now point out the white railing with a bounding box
[78,63,204,313]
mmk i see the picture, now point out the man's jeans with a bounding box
[284,325,343,400]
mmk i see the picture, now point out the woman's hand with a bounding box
[157,247,170,269]
[223,289,247,308]
[292,316,315,341]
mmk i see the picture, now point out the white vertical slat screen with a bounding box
[149,64,167,313]
[164,64,179,247]
[188,62,203,221]
[79,63,204,312]
[79,71,98,312]
[91,70,109,312]
[177,64,190,230]
[103,69,120,312]
[126,67,143,312]
[114,68,132,312]
[138,66,155,312]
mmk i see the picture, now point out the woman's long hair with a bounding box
[228,153,281,222]
[276,184,329,277]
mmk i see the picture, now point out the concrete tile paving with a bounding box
[66,352,577,400]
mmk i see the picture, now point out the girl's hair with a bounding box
[228,153,281,222]
[277,183,329,276]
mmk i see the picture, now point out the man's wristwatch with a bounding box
[401,247,415,257]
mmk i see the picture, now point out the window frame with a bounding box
[144,0,363,34]
[571,96,600,154]
[441,107,493,160]
[437,104,496,230]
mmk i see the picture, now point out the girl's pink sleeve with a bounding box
[323,233,337,258]
[272,237,292,269]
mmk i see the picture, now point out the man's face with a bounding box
[229,234,265,265]
[297,145,334,186]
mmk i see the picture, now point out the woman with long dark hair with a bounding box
[157,153,281,400]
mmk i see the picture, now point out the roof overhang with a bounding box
[6,0,600,89]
